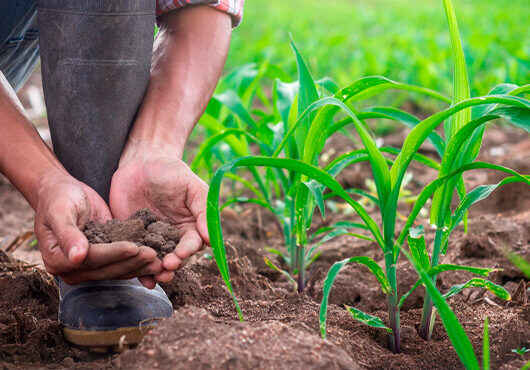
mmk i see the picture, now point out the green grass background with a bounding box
[227,0,529,96]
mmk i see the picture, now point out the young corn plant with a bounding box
[201,40,449,292]
[205,2,529,355]
[318,0,529,353]
[415,0,530,340]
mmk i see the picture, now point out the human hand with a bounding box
[110,151,209,277]
[34,171,163,288]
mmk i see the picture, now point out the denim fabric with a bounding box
[0,0,39,91]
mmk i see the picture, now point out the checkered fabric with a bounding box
[156,0,244,27]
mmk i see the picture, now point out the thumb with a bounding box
[49,211,90,266]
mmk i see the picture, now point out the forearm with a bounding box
[121,5,232,162]
[0,72,67,208]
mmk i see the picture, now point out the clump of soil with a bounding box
[83,209,180,258]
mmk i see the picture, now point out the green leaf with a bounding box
[215,90,258,130]
[489,106,530,132]
[290,38,319,154]
[320,256,391,338]
[402,247,480,370]
[302,180,326,219]
[191,128,262,171]
[483,317,490,370]
[443,278,511,301]
[345,305,392,333]
[506,252,530,279]
[338,76,451,104]
[407,226,431,270]
[443,0,471,140]
[220,197,274,213]
[364,106,445,156]
[398,279,422,309]
[428,264,498,278]
[264,257,297,289]
[396,161,530,252]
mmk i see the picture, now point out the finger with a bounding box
[82,242,140,268]
[139,276,156,289]
[61,246,157,284]
[35,221,73,275]
[47,207,89,266]
[119,259,164,279]
[162,253,182,271]
[196,211,209,245]
[187,176,209,245]
[163,230,202,270]
[154,270,174,283]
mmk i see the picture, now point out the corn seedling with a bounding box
[205,0,529,359]
[201,39,447,292]
[414,0,530,340]
[319,0,528,354]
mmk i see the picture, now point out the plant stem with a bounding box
[296,244,305,293]
[419,227,443,340]
[387,293,401,353]
[385,250,400,353]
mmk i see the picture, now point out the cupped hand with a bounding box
[34,172,163,288]
[110,153,209,276]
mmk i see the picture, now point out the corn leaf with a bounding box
[506,252,530,279]
[191,129,263,171]
[215,90,258,130]
[364,106,445,156]
[290,39,319,155]
[483,317,490,370]
[443,278,511,301]
[403,247,480,370]
[407,226,431,270]
[264,257,297,289]
[443,0,471,140]
[428,264,498,278]
[396,161,529,251]
[320,256,391,338]
[345,306,392,333]
[338,76,450,104]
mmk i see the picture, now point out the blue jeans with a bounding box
[0,0,39,91]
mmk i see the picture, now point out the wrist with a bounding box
[27,164,70,209]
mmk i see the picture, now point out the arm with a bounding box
[121,5,232,160]
[0,72,161,286]
[110,5,232,270]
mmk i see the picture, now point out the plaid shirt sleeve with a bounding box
[156,0,244,27]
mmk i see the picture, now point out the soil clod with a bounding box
[83,209,180,258]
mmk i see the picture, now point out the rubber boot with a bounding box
[38,0,154,201]
[37,0,172,348]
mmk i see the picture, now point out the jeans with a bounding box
[0,0,39,91]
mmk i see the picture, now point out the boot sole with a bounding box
[63,325,155,347]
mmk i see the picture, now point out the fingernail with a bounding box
[69,246,82,262]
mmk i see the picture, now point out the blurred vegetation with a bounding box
[227,0,529,97]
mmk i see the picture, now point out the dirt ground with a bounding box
[0,123,529,369]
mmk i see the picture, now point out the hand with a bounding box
[34,171,163,288]
[110,151,209,276]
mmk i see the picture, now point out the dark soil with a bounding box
[83,209,180,258]
[0,127,528,369]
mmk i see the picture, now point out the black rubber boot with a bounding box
[38,0,154,200]
[37,0,172,347]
